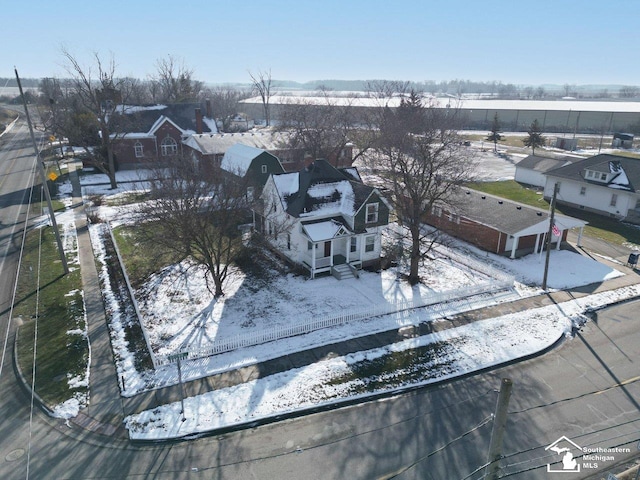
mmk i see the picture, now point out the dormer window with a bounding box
[584,169,609,183]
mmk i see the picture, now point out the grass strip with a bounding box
[15,226,88,406]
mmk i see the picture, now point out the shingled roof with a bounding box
[516,154,576,173]
[272,159,375,219]
[545,153,640,193]
[111,103,215,134]
[448,188,585,235]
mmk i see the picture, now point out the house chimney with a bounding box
[304,152,314,169]
[205,98,212,118]
[195,108,203,134]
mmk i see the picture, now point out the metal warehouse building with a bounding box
[240,96,640,134]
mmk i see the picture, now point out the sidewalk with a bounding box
[64,171,640,436]
[69,169,127,438]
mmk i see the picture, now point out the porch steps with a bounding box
[332,263,355,280]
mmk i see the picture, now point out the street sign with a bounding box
[48,172,58,182]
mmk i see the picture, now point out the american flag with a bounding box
[552,223,561,236]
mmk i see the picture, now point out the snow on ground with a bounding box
[81,171,626,396]
[125,282,640,440]
[76,170,636,438]
[40,181,91,419]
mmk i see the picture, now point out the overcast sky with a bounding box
[4,0,640,86]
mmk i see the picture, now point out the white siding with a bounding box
[544,175,637,217]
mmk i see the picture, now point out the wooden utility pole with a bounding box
[485,378,513,480]
[15,67,69,275]
[542,182,559,291]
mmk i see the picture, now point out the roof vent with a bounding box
[537,212,542,216]
[498,201,503,204]
[481,195,486,199]
[466,191,471,195]
[516,206,522,210]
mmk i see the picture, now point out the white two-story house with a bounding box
[257,159,391,279]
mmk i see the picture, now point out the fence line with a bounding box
[105,221,159,369]
[155,276,514,366]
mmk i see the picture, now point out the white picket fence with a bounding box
[155,276,514,366]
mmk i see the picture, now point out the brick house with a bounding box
[109,102,216,169]
[424,188,586,258]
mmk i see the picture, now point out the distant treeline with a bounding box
[2,76,640,100]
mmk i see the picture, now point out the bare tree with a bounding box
[151,55,203,103]
[249,69,273,126]
[202,85,250,131]
[61,49,135,188]
[369,91,475,285]
[135,156,250,297]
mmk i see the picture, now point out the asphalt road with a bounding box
[0,117,638,479]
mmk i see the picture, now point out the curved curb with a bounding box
[13,325,56,417]
[128,328,568,444]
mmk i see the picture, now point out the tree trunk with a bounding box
[213,275,224,297]
[408,226,421,285]
[107,146,117,189]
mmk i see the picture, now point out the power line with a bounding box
[25,196,44,480]
[0,165,36,379]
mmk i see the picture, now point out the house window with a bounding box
[580,186,586,195]
[586,170,594,178]
[350,237,357,253]
[261,164,267,174]
[287,234,291,250]
[247,186,254,201]
[134,141,144,158]
[600,173,607,181]
[365,235,375,253]
[432,206,442,217]
[610,194,618,207]
[366,203,379,223]
[307,241,313,250]
[160,136,178,156]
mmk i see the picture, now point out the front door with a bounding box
[324,241,331,258]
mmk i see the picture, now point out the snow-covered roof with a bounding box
[302,219,350,242]
[221,144,266,176]
[609,161,631,190]
[184,131,290,155]
[301,180,355,217]
[272,172,299,210]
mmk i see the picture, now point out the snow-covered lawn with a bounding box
[76,169,636,439]
[125,283,640,440]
